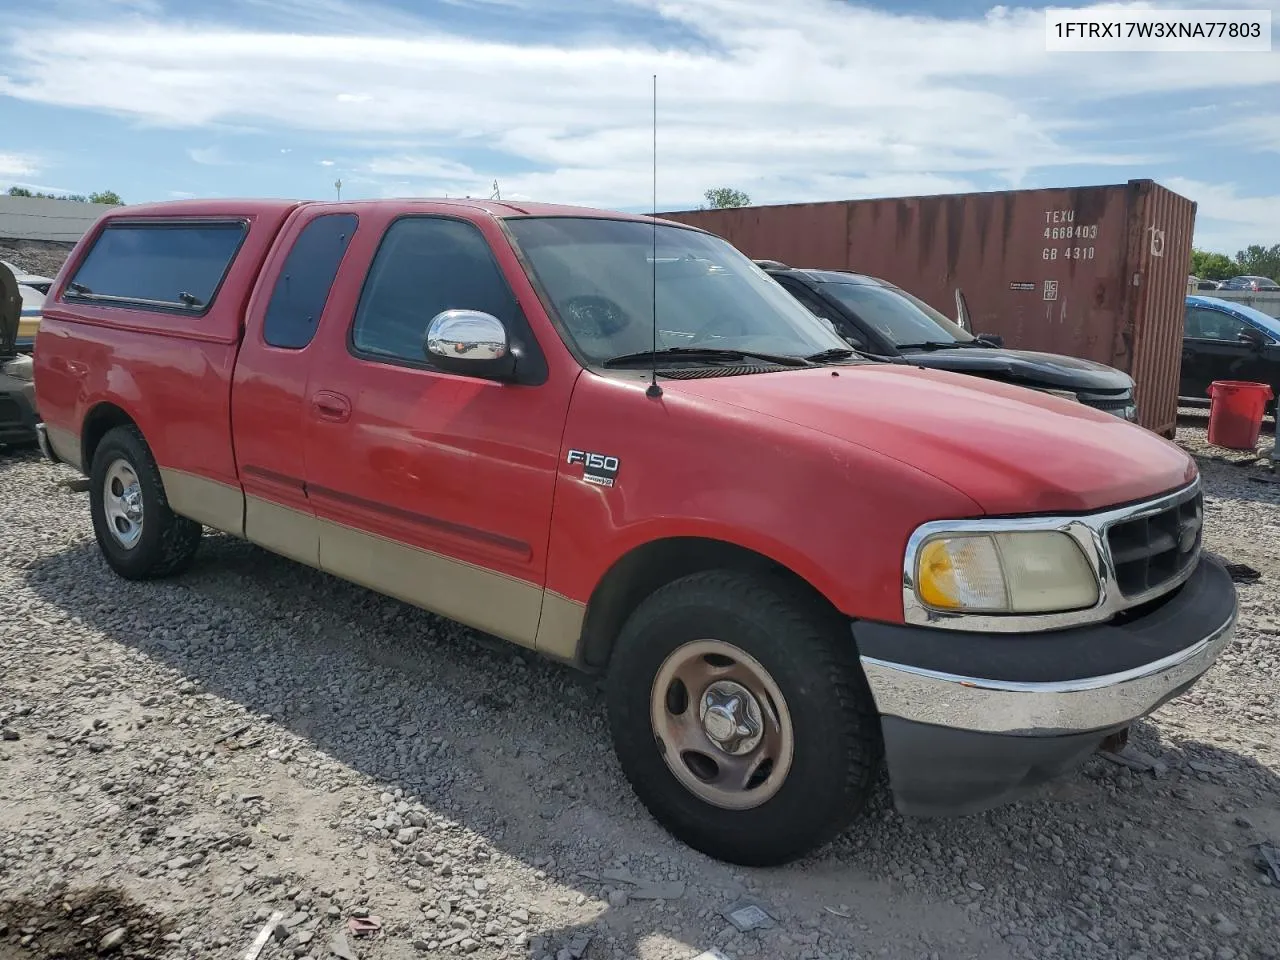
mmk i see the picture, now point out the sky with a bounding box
[0,0,1276,255]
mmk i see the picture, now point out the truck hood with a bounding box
[670,364,1194,515]
[901,347,1132,392]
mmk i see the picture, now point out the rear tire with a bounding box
[89,425,202,580]
[606,570,881,866]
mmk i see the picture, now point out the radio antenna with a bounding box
[646,73,662,399]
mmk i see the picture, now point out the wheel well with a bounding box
[81,403,137,473]
[578,537,836,671]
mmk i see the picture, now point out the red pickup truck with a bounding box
[34,198,1237,866]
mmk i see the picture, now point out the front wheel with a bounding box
[606,570,882,866]
[89,425,202,580]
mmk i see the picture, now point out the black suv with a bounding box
[760,261,1138,421]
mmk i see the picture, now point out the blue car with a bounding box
[1182,295,1280,400]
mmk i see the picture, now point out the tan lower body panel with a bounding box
[318,519,546,650]
[160,468,245,537]
[46,425,82,472]
[164,478,586,660]
[536,591,587,660]
[245,496,319,567]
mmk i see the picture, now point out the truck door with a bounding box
[301,210,577,649]
[231,207,360,564]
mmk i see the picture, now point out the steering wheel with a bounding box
[562,294,631,338]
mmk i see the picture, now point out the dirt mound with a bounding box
[0,887,172,960]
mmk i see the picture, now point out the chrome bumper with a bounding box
[860,611,1235,737]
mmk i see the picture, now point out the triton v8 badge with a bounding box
[567,449,619,487]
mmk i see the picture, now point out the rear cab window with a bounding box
[65,220,247,314]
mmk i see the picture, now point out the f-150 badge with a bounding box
[567,449,619,488]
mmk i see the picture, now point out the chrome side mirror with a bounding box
[424,309,516,380]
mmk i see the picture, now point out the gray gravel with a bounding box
[0,241,70,280]
[1,429,1277,960]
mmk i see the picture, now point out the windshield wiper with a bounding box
[895,340,976,351]
[804,348,856,362]
[603,347,812,369]
[805,346,896,364]
[67,281,94,295]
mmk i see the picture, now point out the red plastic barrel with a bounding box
[1207,380,1274,450]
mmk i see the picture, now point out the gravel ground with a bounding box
[1,429,1277,960]
[0,242,71,280]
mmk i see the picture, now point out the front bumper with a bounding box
[854,553,1237,816]
[0,374,38,446]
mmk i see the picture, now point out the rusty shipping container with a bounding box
[662,179,1196,436]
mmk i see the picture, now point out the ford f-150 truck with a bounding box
[34,198,1237,867]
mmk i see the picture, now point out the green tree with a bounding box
[6,186,124,205]
[1234,243,1280,283]
[702,187,751,209]
[1190,249,1235,281]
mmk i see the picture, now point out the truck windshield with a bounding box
[818,281,975,348]
[504,217,851,365]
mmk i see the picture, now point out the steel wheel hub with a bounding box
[699,681,763,755]
[649,639,794,811]
[103,458,144,550]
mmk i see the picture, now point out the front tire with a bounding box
[606,570,881,866]
[89,425,202,580]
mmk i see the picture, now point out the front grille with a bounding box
[1077,388,1136,419]
[0,396,21,425]
[1106,487,1202,598]
[1084,396,1131,412]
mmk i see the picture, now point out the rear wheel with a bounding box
[606,570,881,866]
[89,425,202,580]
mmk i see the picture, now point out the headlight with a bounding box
[1,356,33,382]
[913,530,1098,614]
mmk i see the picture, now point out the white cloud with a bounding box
[0,0,1277,216]
[231,0,431,34]
[95,0,163,11]
[366,156,485,181]
[372,155,979,211]
[1164,178,1280,255]
[1201,114,1280,154]
[319,159,336,166]
[0,153,40,179]
[187,146,231,165]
